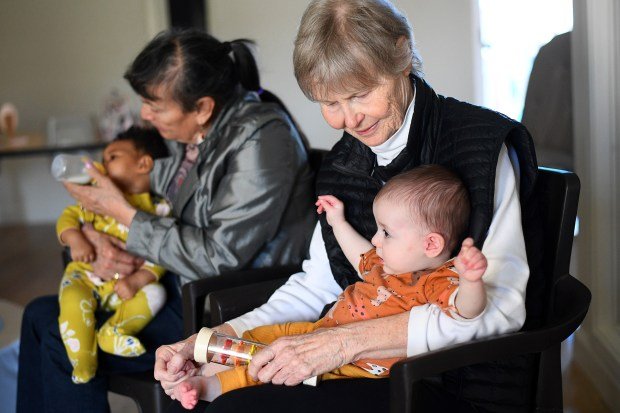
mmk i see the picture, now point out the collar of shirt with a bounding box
[371,88,416,167]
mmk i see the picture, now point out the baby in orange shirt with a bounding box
[173,164,488,408]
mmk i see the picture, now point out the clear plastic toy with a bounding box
[193,327,265,367]
[193,327,319,385]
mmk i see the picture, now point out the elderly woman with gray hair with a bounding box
[157,1,542,411]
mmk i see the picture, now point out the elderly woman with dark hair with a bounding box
[156,1,542,412]
[17,29,315,413]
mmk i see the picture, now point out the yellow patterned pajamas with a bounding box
[57,193,171,384]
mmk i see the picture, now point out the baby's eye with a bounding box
[383,229,390,238]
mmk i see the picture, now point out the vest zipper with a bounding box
[332,163,383,189]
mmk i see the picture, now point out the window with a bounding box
[478,0,573,120]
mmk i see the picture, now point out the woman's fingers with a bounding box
[84,160,105,180]
[63,164,132,221]
[83,231,140,279]
[154,343,196,385]
[167,335,198,374]
[249,329,346,385]
[154,347,176,381]
[247,345,276,380]
[62,181,92,202]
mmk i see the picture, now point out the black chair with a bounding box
[181,167,590,412]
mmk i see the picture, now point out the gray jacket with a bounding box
[126,91,315,283]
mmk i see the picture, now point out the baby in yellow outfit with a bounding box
[56,126,171,384]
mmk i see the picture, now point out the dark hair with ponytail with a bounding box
[124,29,260,113]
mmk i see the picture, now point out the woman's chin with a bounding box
[350,129,389,147]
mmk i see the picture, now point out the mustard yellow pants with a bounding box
[216,321,387,394]
[58,263,166,384]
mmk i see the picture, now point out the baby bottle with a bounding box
[194,327,265,367]
[51,154,91,184]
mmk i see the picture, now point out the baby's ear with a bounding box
[137,154,154,173]
[424,232,446,258]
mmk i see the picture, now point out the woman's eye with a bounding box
[355,92,369,99]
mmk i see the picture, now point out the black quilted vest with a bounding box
[317,76,544,411]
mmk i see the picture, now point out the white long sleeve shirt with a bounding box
[227,102,529,357]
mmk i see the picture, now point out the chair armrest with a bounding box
[209,277,289,326]
[182,265,301,336]
[389,275,591,413]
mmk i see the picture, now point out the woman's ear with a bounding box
[424,232,446,258]
[137,154,154,174]
[195,96,216,127]
[396,36,413,76]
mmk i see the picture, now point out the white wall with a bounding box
[208,0,480,150]
[0,0,167,224]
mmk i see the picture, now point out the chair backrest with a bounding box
[535,167,580,318]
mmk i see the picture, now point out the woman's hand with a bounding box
[154,324,237,398]
[248,314,409,386]
[155,335,201,397]
[63,162,137,227]
[81,223,143,280]
[248,327,349,386]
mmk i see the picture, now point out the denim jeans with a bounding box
[17,274,183,413]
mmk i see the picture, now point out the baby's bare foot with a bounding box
[174,380,199,410]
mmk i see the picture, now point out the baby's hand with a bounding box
[453,238,487,282]
[315,195,346,227]
[69,239,96,263]
[114,276,140,300]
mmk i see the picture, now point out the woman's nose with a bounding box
[342,105,362,129]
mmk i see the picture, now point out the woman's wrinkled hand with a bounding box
[81,224,143,280]
[63,161,136,227]
[155,335,201,398]
[154,324,239,398]
[248,327,349,386]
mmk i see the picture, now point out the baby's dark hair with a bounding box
[374,164,470,253]
[113,126,169,160]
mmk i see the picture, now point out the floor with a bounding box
[0,223,612,413]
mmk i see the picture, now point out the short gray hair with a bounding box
[293,0,423,101]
